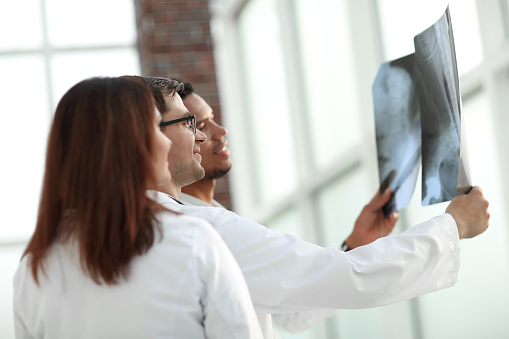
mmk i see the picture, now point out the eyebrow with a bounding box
[179,111,191,119]
[197,112,215,125]
[164,110,191,123]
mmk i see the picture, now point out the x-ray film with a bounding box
[414,6,471,205]
[373,6,472,215]
[373,54,421,216]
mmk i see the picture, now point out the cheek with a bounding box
[185,132,196,148]
[201,140,212,152]
[161,143,169,159]
[157,134,170,158]
[163,136,170,153]
[204,131,213,141]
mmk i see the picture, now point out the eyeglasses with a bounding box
[160,115,196,134]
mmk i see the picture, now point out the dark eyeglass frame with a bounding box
[160,115,196,134]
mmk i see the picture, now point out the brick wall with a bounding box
[134,0,233,210]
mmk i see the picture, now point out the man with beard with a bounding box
[177,83,231,208]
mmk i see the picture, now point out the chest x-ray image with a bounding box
[373,6,471,215]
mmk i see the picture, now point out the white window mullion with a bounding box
[40,0,55,116]
[476,0,509,208]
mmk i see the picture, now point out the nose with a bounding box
[211,121,228,140]
[195,129,207,144]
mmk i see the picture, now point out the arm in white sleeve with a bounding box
[195,222,263,339]
[159,194,460,314]
[212,211,460,314]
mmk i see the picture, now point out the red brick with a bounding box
[136,0,232,209]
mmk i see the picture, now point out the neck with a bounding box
[158,179,182,200]
[182,178,216,205]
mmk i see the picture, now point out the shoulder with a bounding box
[155,209,216,237]
[151,211,235,284]
[13,256,29,290]
[154,210,231,256]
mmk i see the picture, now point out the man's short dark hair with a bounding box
[141,76,184,114]
[173,80,194,100]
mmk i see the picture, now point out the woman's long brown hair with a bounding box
[23,76,165,285]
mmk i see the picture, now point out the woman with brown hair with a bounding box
[13,76,262,338]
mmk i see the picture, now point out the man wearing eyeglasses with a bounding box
[139,76,490,339]
[145,77,207,202]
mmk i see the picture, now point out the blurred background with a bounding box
[1,0,508,338]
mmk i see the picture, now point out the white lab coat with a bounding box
[180,192,226,208]
[180,192,339,336]
[13,210,263,339]
[155,191,460,338]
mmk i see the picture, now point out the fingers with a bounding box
[380,169,397,194]
[468,186,484,197]
[446,186,490,239]
[369,187,392,210]
[463,186,490,211]
[387,212,398,225]
[383,211,399,232]
[369,169,397,212]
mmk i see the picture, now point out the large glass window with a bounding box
[45,0,136,47]
[50,49,140,105]
[294,0,363,169]
[0,1,43,50]
[237,0,298,205]
[405,91,509,339]
[315,165,416,339]
[505,0,509,38]
[212,0,509,337]
[0,55,49,241]
[334,302,415,339]
[0,1,139,338]
[314,165,367,247]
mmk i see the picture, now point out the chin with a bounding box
[193,165,206,182]
[205,165,231,180]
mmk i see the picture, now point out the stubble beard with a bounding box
[171,161,206,188]
[204,163,232,181]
